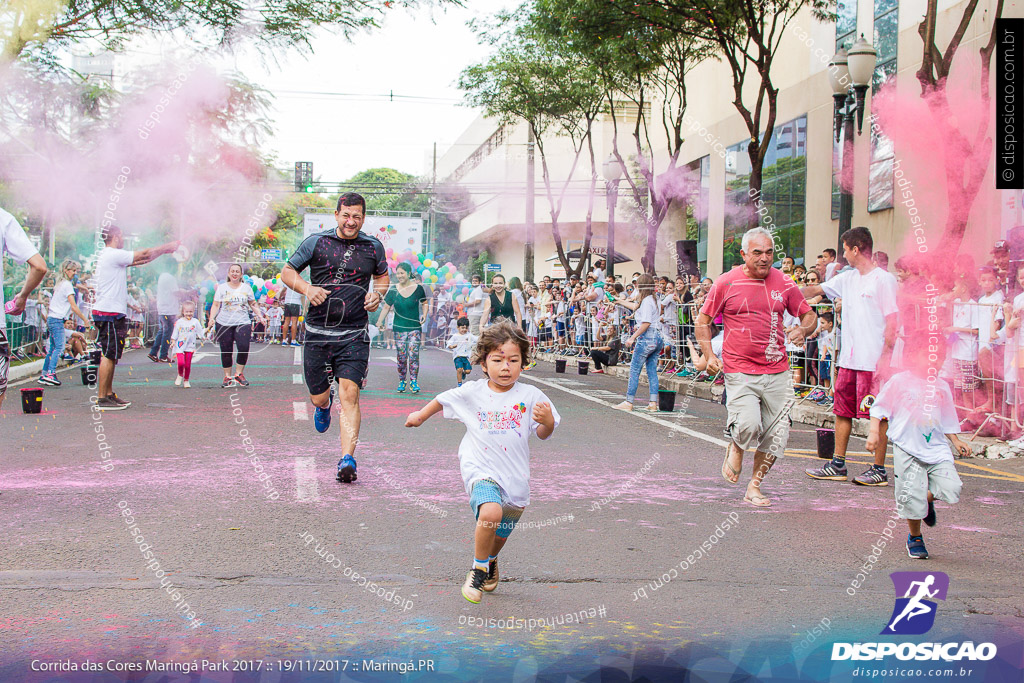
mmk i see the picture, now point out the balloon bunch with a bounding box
[384,249,476,302]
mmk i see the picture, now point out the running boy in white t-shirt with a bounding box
[866,335,970,559]
[446,316,478,387]
[405,320,559,604]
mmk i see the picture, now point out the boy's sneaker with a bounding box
[234,374,250,387]
[482,559,499,592]
[457,381,463,387]
[907,535,929,559]
[806,388,826,401]
[336,454,357,483]
[853,466,888,486]
[397,381,406,393]
[95,396,127,411]
[462,569,487,604]
[314,385,334,433]
[175,375,183,386]
[923,500,937,527]
[221,377,235,388]
[110,393,131,406]
[410,380,420,393]
[805,462,848,480]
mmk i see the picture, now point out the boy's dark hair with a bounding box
[471,319,530,369]
[841,226,873,256]
[820,311,834,324]
[823,248,837,259]
[336,192,366,214]
[457,316,469,327]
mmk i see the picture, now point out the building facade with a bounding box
[439,0,1013,279]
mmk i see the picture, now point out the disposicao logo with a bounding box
[883,571,948,635]
[832,572,997,662]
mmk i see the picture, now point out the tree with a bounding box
[914,0,1005,256]
[622,0,832,224]
[336,167,430,214]
[460,6,606,278]
[535,0,707,273]
[1,0,459,61]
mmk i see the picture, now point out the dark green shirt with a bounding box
[385,284,427,332]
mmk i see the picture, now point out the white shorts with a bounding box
[893,445,962,520]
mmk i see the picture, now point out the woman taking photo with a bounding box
[478,273,523,333]
[206,264,266,388]
[376,262,429,393]
[39,259,89,387]
[613,274,665,412]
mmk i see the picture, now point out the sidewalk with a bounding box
[534,351,1019,460]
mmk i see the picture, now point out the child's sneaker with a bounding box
[923,500,937,527]
[410,379,420,393]
[175,375,183,386]
[482,559,499,592]
[457,381,463,387]
[183,380,191,388]
[397,381,406,393]
[336,454,357,483]
[907,535,929,559]
[462,569,487,603]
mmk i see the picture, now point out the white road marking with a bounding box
[293,346,302,365]
[380,356,396,362]
[292,401,309,421]
[519,374,729,447]
[295,457,319,501]
[292,374,303,384]
[190,352,216,362]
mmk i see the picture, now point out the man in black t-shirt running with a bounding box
[281,193,389,483]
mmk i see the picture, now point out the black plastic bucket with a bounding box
[21,387,43,414]
[658,389,676,412]
[577,360,589,375]
[816,428,835,459]
[555,358,567,373]
[81,365,98,386]
[88,350,102,365]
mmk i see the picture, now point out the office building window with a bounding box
[868,0,897,212]
[683,155,711,274]
[723,116,808,271]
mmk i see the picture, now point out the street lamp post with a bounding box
[830,35,877,257]
[601,154,622,278]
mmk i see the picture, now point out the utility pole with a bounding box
[525,127,535,282]
[430,142,437,254]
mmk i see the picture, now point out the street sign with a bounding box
[484,263,501,271]
[260,249,282,261]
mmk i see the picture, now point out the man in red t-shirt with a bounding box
[696,228,816,507]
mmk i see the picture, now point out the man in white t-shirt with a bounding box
[802,227,899,486]
[148,269,183,362]
[466,274,485,331]
[0,207,48,408]
[92,225,179,411]
[282,282,304,346]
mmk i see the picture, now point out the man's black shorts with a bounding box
[94,314,127,362]
[284,303,301,318]
[303,331,369,395]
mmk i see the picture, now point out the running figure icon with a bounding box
[888,574,939,632]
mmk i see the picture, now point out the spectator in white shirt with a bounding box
[0,207,47,408]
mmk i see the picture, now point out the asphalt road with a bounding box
[2,342,1022,681]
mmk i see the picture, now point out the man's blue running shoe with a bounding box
[337,454,357,483]
[314,386,334,433]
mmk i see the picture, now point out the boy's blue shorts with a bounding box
[818,357,831,382]
[469,479,524,539]
[454,356,472,372]
[555,321,565,336]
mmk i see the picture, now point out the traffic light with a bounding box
[294,161,313,193]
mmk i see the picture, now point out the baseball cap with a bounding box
[993,240,1009,253]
